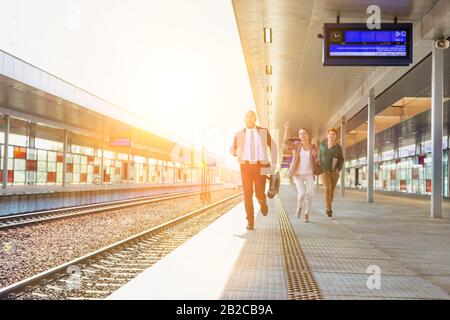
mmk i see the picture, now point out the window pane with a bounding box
[14,170,25,183]
[14,159,26,170]
[14,146,27,159]
[47,162,56,172]
[9,133,27,147]
[38,161,47,171]
[27,171,36,184]
[27,148,37,160]
[48,151,56,162]
[35,138,63,152]
[38,150,47,161]
[37,171,47,184]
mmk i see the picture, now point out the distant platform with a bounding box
[0,183,229,216]
[0,182,208,196]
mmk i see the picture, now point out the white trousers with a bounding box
[293,174,315,214]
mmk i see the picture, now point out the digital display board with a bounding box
[323,23,413,66]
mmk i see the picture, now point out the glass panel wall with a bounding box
[0,120,198,187]
[0,134,64,186]
[345,147,448,197]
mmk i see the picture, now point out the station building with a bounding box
[0,49,238,215]
[342,49,450,197]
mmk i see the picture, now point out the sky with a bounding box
[0,0,255,168]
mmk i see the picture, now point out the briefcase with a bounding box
[266,172,280,199]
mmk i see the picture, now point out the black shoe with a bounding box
[326,209,333,217]
[260,202,268,216]
[246,224,254,230]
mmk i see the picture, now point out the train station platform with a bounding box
[107,184,450,300]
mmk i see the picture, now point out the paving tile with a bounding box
[278,184,450,299]
[314,273,449,299]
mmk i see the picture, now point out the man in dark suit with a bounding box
[230,111,278,230]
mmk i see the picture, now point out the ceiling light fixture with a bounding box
[266,85,272,93]
[263,27,272,43]
[265,65,272,75]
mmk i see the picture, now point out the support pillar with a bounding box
[431,44,444,218]
[340,117,346,196]
[316,138,320,190]
[127,148,131,184]
[146,156,150,184]
[161,160,166,183]
[62,129,68,187]
[173,163,177,184]
[2,115,10,189]
[27,125,36,149]
[367,91,375,203]
[100,139,104,184]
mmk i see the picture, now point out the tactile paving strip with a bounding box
[276,197,322,300]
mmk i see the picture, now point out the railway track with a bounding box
[0,188,231,230]
[0,191,243,300]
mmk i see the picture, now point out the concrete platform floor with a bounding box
[108,184,450,300]
[280,184,450,299]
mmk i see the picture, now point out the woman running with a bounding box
[283,122,319,222]
[319,128,344,217]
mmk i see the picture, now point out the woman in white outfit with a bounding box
[283,122,318,222]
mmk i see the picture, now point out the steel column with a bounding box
[2,115,10,189]
[367,91,375,203]
[340,117,346,196]
[100,140,104,184]
[62,129,68,187]
[127,148,130,184]
[431,44,444,218]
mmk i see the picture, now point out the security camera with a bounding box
[434,38,450,50]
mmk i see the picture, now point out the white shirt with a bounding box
[242,127,265,161]
[295,147,313,175]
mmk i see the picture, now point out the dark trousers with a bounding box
[240,164,267,224]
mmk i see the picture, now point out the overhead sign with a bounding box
[323,23,413,66]
[110,137,132,147]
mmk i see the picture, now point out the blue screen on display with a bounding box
[330,30,408,57]
[323,23,413,66]
[344,30,407,43]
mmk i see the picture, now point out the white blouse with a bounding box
[295,147,313,175]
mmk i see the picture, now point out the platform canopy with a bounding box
[232,0,450,138]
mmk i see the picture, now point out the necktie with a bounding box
[250,130,256,161]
